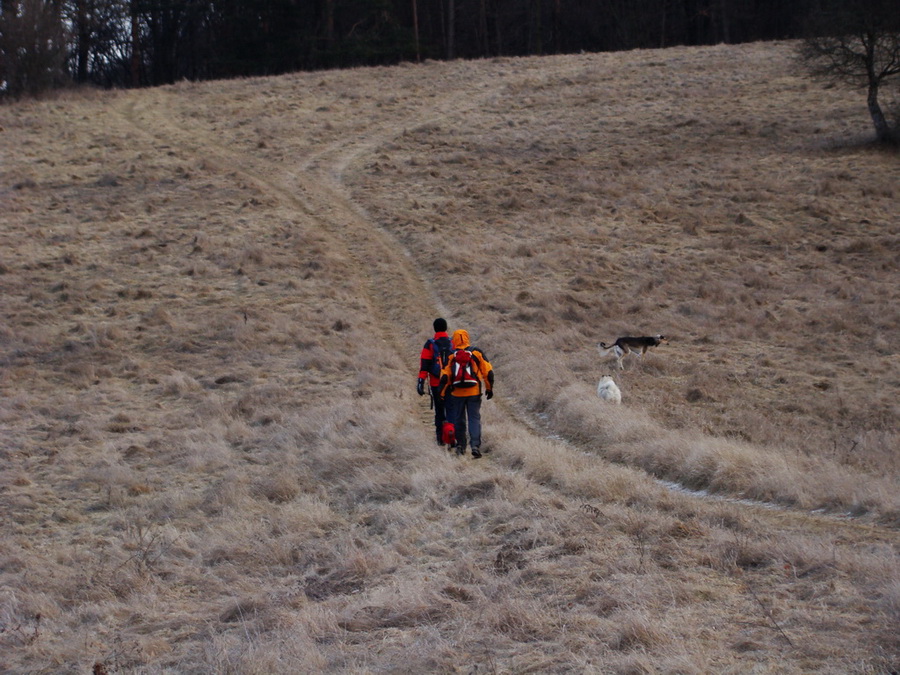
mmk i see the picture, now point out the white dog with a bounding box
[597,376,622,403]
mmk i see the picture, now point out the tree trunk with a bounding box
[720,0,730,44]
[528,0,542,55]
[446,0,455,59]
[75,0,88,82]
[660,0,667,48]
[867,83,891,143]
[130,3,140,87]
[553,0,561,53]
[412,0,420,61]
[479,0,489,56]
[325,0,334,46]
[493,0,503,54]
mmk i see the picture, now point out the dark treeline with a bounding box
[2,0,815,93]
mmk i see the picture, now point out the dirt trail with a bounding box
[115,88,475,358]
[112,81,497,435]
[110,82,898,542]
[113,71,595,452]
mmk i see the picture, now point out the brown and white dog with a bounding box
[598,335,668,369]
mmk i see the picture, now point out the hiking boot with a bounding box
[471,448,482,459]
[454,445,465,456]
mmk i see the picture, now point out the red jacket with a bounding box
[418,331,450,387]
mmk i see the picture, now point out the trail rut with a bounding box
[113,83,897,538]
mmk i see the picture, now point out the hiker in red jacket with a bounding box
[417,318,453,446]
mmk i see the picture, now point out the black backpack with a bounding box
[426,336,453,378]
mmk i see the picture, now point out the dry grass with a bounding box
[1,42,898,673]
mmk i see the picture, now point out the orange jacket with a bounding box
[439,329,494,398]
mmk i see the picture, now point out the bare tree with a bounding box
[66,0,131,86]
[0,0,68,97]
[798,0,900,144]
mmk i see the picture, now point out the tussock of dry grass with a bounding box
[1,42,898,674]
[543,382,900,519]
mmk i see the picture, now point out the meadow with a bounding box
[1,40,898,673]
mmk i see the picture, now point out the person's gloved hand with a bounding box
[416,378,425,396]
[486,389,493,400]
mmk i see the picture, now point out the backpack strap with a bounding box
[427,338,446,378]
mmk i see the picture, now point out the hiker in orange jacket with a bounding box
[439,328,494,458]
[417,318,453,446]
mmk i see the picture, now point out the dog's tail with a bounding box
[597,342,621,358]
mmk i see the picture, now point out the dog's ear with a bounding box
[659,335,669,343]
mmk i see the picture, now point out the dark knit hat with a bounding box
[433,317,448,332]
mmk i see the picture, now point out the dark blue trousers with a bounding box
[430,385,447,444]
[445,394,482,451]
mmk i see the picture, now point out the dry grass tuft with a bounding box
[608,611,670,652]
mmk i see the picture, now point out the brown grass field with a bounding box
[1,40,898,673]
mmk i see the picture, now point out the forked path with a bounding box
[113,81,503,439]
[115,86,483,359]
[114,86,897,539]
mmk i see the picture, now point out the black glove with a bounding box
[486,389,493,400]
[416,378,425,396]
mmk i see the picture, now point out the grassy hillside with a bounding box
[1,41,898,673]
